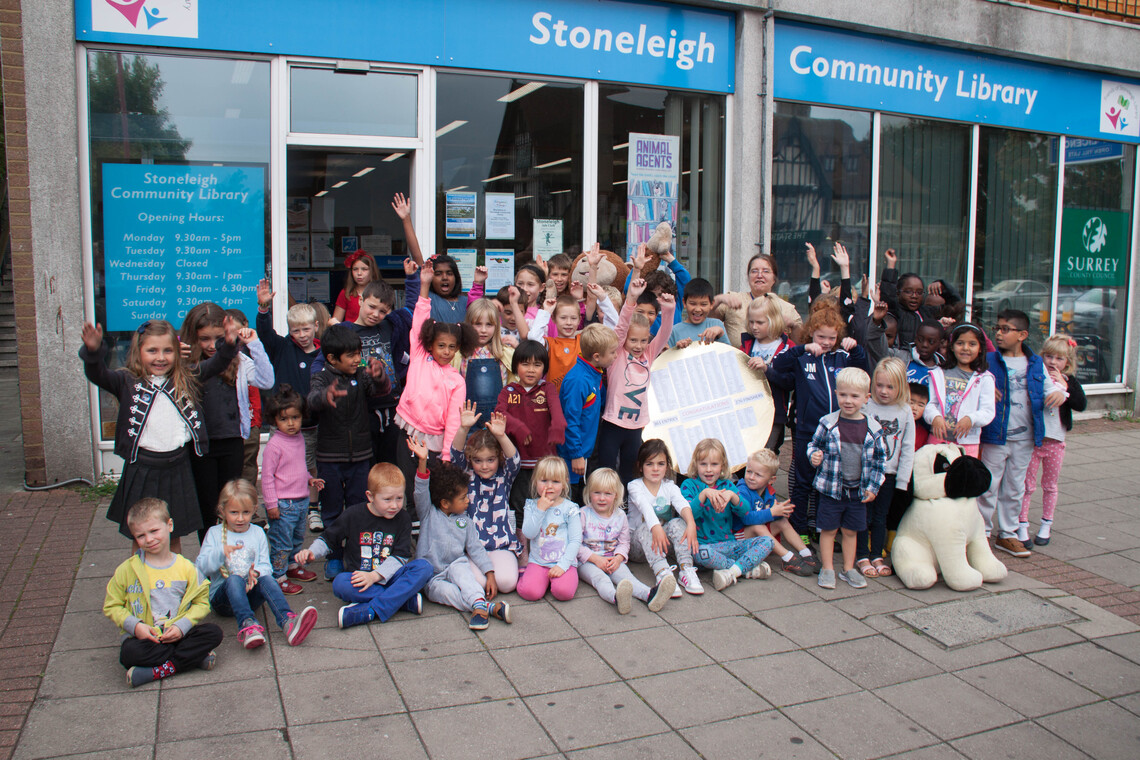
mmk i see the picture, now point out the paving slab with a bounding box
[808,634,943,689]
[587,625,712,678]
[628,664,769,728]
[949,721,1091,760]
[524,682,670,752]
[279,665,406,725]
[782,690,940,760]
[490,638,619,696]
[290,714,428,760]
[756,600,875,648]
[157,729,292,760]
[15,692,157,759]
[388,650,518,710]
[156,676,285,742]
[955,657,1100,718]
[1094,631,1140,665]
[673,614,797,661]
[893,590,1082,648]
[1029,642,1140,697]
[681,711,836,760]
[723,650,860,706]
[475,599,580,649]
[565,731,700,759]
[875,673,1023,740]
[1036,701,1140,760]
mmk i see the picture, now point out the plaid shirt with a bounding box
[807,411,889,500]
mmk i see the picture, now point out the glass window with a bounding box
[435,74,583,275]
[878,115,971,295]
[1059,143,1135,384]
[290,67,417,137]
[597,86,726,286]
[771,102,871,314]
[87,51,271,440]
[972,129,1058,351]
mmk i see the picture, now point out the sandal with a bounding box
[871,558,892,577]
[855,558,879,578]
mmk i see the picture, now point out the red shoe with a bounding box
[279,578,304,595]
[286,566,317,583]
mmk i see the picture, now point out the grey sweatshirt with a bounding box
[413,472,493,577]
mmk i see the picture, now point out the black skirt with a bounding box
[107,446,202,539]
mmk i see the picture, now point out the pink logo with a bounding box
[1105,107,1122,129]
[105,0,148,28]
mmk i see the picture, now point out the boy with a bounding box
[625,241,692,329]
[409,438,511,630]
[669,278,731,348]
[104,498,223,688]
[307,325,392,578]
[979,309,1066,557]
[894,322,945,388]
[495,285,528,347]
[547,253,574,295]
[736,449,818,576]
[294,463,433,628]
[559,323,619,500]
[807,367,889,590]
[908,382,931,449]
[256,280,325,531]
[634,291,660,330]
[879,248,961,348]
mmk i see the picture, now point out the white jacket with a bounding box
[923,367,996,446]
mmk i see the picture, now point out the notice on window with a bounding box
[448,248,478,289]
[485,193,515,239]
[287,232,310,268]
[626,132,680,261]
[445,191,477,239]
[360,234,393,258]
[102,164,264,331]
[310,231,335,268]
[533,219,563,257]
[485,249,515,292]
[643,343,774,472]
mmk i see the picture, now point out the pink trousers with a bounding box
[516,563,578,601]
[1020,438,1066,523]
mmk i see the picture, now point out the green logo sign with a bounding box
[1059,208,1130,287]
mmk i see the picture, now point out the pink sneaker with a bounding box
[238,623,266,650]
[284,606,318,646]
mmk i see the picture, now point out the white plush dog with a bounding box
[892,444,1008,591]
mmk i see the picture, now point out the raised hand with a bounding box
[82,322,104,352]
[459,400,481,429]
[324,381,348,408]
[222,315,240,344]
[403,257,419,276]
[884,248,897,269]
[628,277,647,299]
[657,292,674,308]
[570,280,586,301]
[587,243,605,270]
[840,337,857,351]
[473,265,488,285]
[237,327,257,344]
[584,281,605,301]
[257,278,274,309]
[391,192,412,219]
[831,242,850,274]
[805,242,820,277]
[629,243,648,275]
[486,411,507,437]
[406,433,430,461]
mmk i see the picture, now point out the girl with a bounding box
[1020,334,1086,546]
[261,385,324,595]
[458,298,515,430]
[395,263,475,462]
[451,403,522,593]
[80,318,239,552]
[597,278,675,483]
[196,479,318,649]
[516,456,581,601]
[578,468,674,614]
[181,303,275,542]
[515,263,547,330]
[924,323,996,457]
[626,439,702,597]
[429,254,467,323]
[333,249,380,325]
[741,295,795,453]
[680,439,775,591]
[857,357,915,579]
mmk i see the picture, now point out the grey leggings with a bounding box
[578,561,652,604]
[628,518,694,576]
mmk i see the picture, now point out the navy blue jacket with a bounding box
[767,344,869,434]
[981,346,1050,447]
[255,308,321,426]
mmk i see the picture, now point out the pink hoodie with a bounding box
[395,297,466,459]
[602,297,674,430]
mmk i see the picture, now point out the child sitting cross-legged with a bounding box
[578,468,675,614]
[735,449,819,577]
[517,456,582,602]
[409,436,512,630]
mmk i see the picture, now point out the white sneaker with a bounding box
[745,561,771,580]
[615,579,633,615]
[657,567,682,598]
[678,566,704,595]
[308,510,324,532]
[712,568,738,591]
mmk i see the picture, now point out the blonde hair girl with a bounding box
[517,456,581,602]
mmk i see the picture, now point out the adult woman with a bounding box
[714,253,804,345]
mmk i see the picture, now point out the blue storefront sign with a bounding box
[1050,138,1126,165]
[76,0,735,93]
[102,164,265,331]
[774,20,1140,144]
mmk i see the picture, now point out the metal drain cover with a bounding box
[894,590,1084,648]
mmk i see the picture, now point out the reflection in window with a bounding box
[972,129,1057,351]
[878,115,970,294]
[772,102,871,314]
[597,86,725,286]
[290,68,417,137]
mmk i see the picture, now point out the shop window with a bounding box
[290,67,417,137]
[1058,143,1135,384]
[597,86,726,286]
[771,102,871,314]
[434,74,583,279]
[878,115,970,296]
[86,51,271,441]
[972,129,1058,351]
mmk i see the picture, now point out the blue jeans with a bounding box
[696,537,774,573]
[465,357,503,432]
[330,559,433,623]
[211,574,293,629]
[268,496,309,578]
[317,459,370,559]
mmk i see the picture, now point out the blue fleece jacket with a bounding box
[767,344,869,434]
[558,357,605,484]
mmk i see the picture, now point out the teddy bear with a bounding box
[570,247,632,310]
[891,444,1008,591]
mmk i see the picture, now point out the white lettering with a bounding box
[791,45,813,75]
[529,12,551,44]
[569,26,589,49]
[528,11,714,72]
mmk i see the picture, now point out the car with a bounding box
[972,279,1051,322]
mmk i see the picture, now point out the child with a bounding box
[451,404,522,593]
[879,248,961,348]
[294,464,434,628]
[546,253,574,297]
[181,303,276,542]
[529,294,586,389]
[225,308,264,486]
[735,449,818,576]
[104,498,223,687]
[626,239,692,329]
[559,323,620,497]
[459,298,515,429]
[409,437,511,630]
[767,306,867,541]
[307,325,393,578]
[196,480,318,649]
[81,318,239,550]
[857,358,915,578]
[741,295,795,453]
[924,324,995,457]
[428,254,467,322]
[598,277,675,483]
[908,382,931,449]
[979,310,1067,556]
[517,456,582,601]
[1020,334,1086,546]
[633,291,661,331]
[394,263,473,464]
[807,367,889,590]
[668,278,730,348]
[626,439,702,596]
[494,285,528,347]
[681,439,775,590]
[515,263,547,328]
[898,322,946,388]
[578,468,675,613]
[333,249,381,325]
[261,385,323,594]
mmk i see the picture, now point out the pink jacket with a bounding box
[395,297,466,460]
[602,296,675,429]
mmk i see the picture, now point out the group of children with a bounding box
[90,204,1086,685]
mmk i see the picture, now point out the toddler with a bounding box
[517,456,582,601]
[735,449,817,576]
[626,439,702,596]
